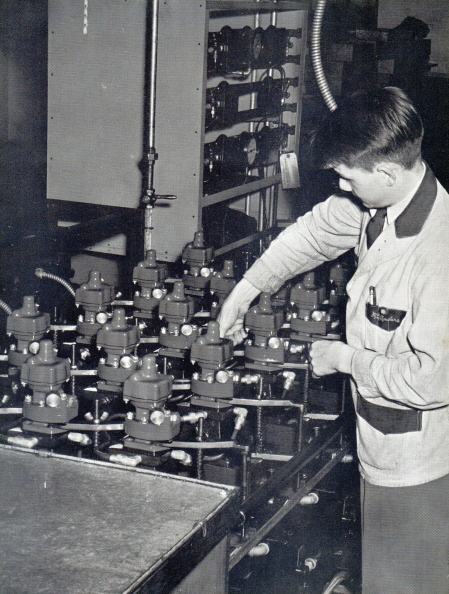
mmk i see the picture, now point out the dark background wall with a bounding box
[0,0,47,238]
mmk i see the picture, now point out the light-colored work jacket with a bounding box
[245,166,449,487]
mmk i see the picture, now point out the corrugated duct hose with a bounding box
[35,268,76,298]
[0,299,12,315]
[311,0,338,112]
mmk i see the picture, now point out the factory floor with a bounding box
[229,460,362,594]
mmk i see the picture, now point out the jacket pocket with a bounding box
[357,393,422,434]
[364,303,407,352]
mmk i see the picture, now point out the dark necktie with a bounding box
[366,207,387,249]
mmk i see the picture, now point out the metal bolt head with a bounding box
[150,410,164,426]
[46,393,61,407]
[216,370,228,384]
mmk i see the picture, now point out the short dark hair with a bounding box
[311,87,424,171]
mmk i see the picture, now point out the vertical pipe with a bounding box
[143,0,160,253]
[148,0,159,175]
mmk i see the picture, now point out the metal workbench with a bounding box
[0,445,239,594]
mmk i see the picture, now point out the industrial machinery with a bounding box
[132,248,168,324]
[0,250,356,592]
[0,1,361,592]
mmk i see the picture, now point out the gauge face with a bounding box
[252,32,263,60]
[245,137,258,166]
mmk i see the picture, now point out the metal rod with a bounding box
[148,0,159,162]
[255,376,264,451]
[196,416,204,479]
[142,0,160,253]
[241,448,250,501]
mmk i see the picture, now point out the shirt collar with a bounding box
[386,165,426,225]
[394,163,438,238]
[368,163,437,237]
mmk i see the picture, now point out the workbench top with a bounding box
[0,445,239,594]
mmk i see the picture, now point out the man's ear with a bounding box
[376,163,397,187]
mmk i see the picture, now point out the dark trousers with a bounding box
[361,473,449,593]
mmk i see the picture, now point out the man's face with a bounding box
[333,164,393,209]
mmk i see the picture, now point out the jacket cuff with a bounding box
[351,349,382,399]
[244,259,285,293]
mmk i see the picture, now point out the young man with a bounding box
[218,87,449,593]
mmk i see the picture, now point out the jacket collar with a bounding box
[394,164,437,238]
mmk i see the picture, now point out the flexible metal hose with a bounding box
[322,570,350,594]
[0,299,12,315]
[311,0,338,112]
[35,268,76,298]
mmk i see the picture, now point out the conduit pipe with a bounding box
[322,570,350,594]
[0,299,12,315]
[35,268,76,298]
[311,0,337,112]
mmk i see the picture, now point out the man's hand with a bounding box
[217,278,260,345]
[309,340,356,376]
